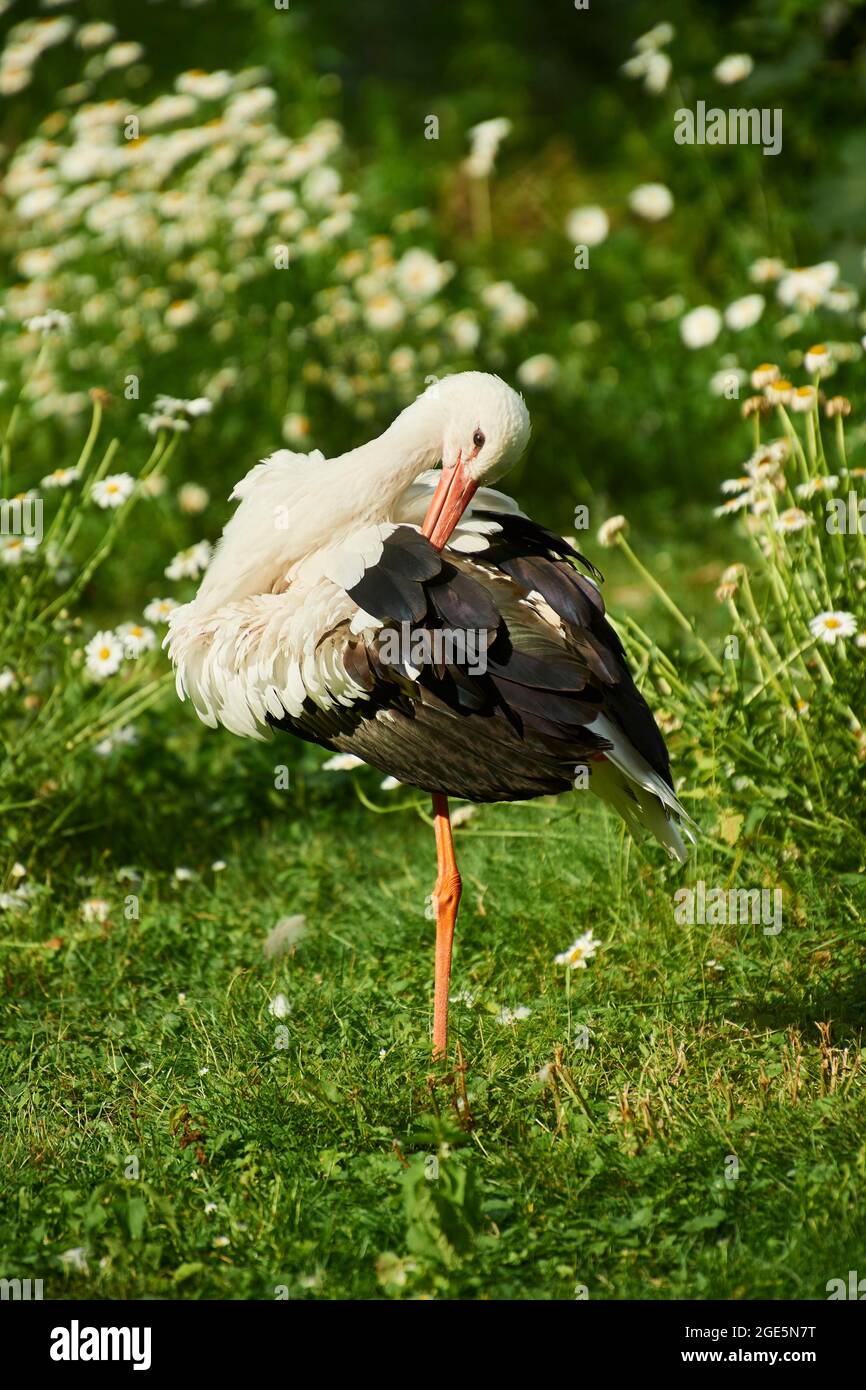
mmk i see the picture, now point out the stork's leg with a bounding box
[431,791,462,1059]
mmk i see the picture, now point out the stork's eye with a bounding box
[473,429,485,450]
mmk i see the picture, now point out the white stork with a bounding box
[167,372,694,1056]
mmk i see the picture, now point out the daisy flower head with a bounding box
[765,379,793,406]
[463,117,511,179]
[517,354,559,390]
[141,412,190,436]
[710,368,747,397]
[81,897,110,923]
[628,183,674,222]
[565,205,609,247]
[777,262,839,312]
[741,395,771,419]
[790,385,817,413]
[794,475,838,499]
[178,482,209,514]
[804,344,831,376]
[554,930,601,970]
[825,396,852,419]
[143,596,178,624]
[1,536,38,565]
[24,309,72,336]
[634,22,675,51]
[774,507,812,535]
[714,53,754,85]
[84,630,124,680]
[622,47,671,95]
[724,294,764,331]
[91,473,135,509]
[165,540,212,581]
[282,413,312,446]
[598,514,628,547]
[322,753,365,772]
[749,259,786,284]
[680,305,722,349]
[714,492,753,517]
[809,611,857,645]
[751,363,779,390]
[394,248,452,301]
[41,466,79,489]
[116,622,156,658]
[496,1005,531,1025]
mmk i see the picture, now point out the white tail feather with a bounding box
[586,714,697,863]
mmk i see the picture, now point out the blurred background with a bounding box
[2,0,866,649]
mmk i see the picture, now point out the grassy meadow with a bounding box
[1,0,865,1301]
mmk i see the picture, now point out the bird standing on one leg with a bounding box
[167,373,694,1058]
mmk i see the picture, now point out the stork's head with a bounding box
[421,371,531,549]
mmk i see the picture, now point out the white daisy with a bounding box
[496,1005,531,1025]
[81,898,110,923]
[628,183,674,222]
[268,993,292,1019]
[282,414,312,446]
[794,475,838,499]
[765,380,793,406]
[809,611,857,644]
[774,507,812,534]
[40,466,79,488]
[463,117,511,178]
[565,205,609,247]
[143,596,178,624]
[141,412,190,435]
[777,262,839,311]
[84,630,124,680]
[713,53,754,84]
[750,362,779,389]
[517,354,559,390]
[179,482,210,514]
[724,294,764,331]
[116,622,156,658]
[554,930,601,969]
[394,248,452,301]
[598,515,628,547]
[322,753,365,771]
[789,385,817,413]
[165,540,212,581]
[680,306,722,349]
[24,309,72,336]
[363,291,404,333]
[804,344,831,375]
[91,473,135,509]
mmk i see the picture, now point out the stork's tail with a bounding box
[585,714,697,863]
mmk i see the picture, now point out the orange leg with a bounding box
[431,791,462,1059]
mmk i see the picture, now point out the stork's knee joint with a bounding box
[436,872,462,914]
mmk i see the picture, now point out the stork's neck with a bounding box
[333,389,444,517]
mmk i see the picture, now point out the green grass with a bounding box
[3,779,864,1300]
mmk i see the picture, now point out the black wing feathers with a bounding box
[269,512,673,801]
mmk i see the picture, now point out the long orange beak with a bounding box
[420,453,478,551]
